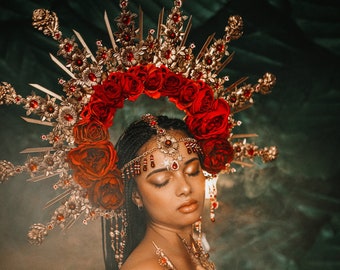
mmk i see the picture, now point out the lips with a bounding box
[177,199,199,214]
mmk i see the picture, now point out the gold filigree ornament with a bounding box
[0,0,278,246]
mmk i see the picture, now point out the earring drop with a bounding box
[205,172,219,222]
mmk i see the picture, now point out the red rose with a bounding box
[121,73,143,101]
[199,138,234,174]
[128,65,148,81]
[68,141,117,180]
[88,170,124,210]
[92,72,124,108]
[185,98,231,139]
[73,119,109,145]
[170,80,200,110]
[80,100,116,128]
[160,70,184,97]
[72,170,95,189]
[143,65,164,98]
[187,82,215,115]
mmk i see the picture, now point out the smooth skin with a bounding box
[120,130,206,270]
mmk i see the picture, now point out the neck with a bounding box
[146,221,193,246]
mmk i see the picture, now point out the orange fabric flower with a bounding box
[73,119,109,145]
[68,141,117,180]
[88,170,124,210]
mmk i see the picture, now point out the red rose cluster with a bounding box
[68,64,234,210]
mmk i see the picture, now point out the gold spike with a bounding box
[29,83,62,101]
[44,189,71,209]
[180,15,192,47]
[26,172,60,182]
[104,11,118,51]
[231,133,258,139]
[49,53,76,79]
[21,116,55,126]
[63,216,79,231]
[215,51,235,75]
[73,30,97,63]
[225,76,249,92]
[232,103,253,114]
[157,8,164,40]
[232,160,253,167]
[196,33,215,60]
[20,147,54,154]
[138,6,143,41]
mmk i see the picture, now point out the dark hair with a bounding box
[102,115,194,270]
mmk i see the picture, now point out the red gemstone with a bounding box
[29,163,38,172]
[205,57,213,65]
[168,31,176,39]
[244,89,252,99]
[212,201,218,209]
[47,105,55,113]
[172,161,178,170]
[127,52,134,62]
[69,85,76,92]
[122,15,131,25]
[75,58,83,66]
[172,13,180,23]
[88,72,97,82]
[64,113,73,122]
[53,136,60,142]
[123,34,131,42]
[68,202,76,210]
[101,52,108,59]
[29,100,39,109]
[230,96,237,103]
[247,148,254,156]
[164,50,172,59]
[165,139,172,147]
[120,1,127,8]
[57,214,65,222]
[64,43,73,52]
[216,44,224,52]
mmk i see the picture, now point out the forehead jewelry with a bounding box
[121,114,202,179]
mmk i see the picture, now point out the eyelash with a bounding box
[153,168,200,188]
[154,180,169,188]
[187,169,200,177]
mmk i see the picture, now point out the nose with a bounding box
[175,172,192,197]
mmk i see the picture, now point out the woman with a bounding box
[103,114,215,269]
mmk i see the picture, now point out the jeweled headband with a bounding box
[120,114,202,179]
[0,0,277,245]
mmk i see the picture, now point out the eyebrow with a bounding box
[146,157,199,179]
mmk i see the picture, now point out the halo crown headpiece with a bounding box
[0,0,277,248]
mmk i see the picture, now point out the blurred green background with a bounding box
[0,0,339,269]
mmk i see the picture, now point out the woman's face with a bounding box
[133,130,206,230]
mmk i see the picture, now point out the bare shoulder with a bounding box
[120,242,162,270]
[120,257,161,270]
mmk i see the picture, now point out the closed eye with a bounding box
[154,179,170,188]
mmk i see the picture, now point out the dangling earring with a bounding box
[109,209,127,268]
[192,216,202,245]
[205,172,219,222]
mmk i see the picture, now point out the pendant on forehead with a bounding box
[171,160,179,170]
